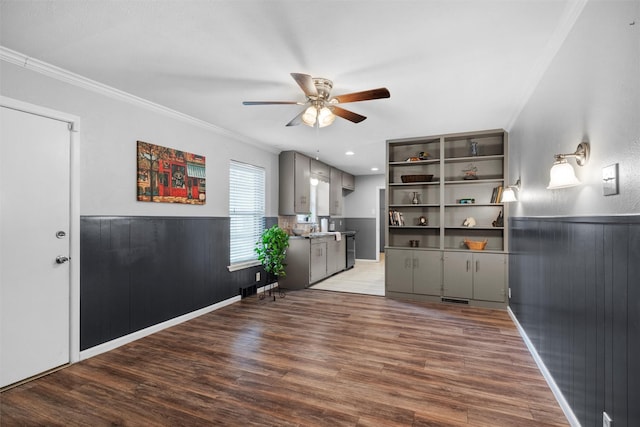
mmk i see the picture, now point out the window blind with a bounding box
[229,161,265,265]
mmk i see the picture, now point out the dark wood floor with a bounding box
[1,289,568,426]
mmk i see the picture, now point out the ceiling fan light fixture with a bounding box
[318,107,336,128]
[301,106,318,127]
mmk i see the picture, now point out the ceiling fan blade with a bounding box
[285,110,304,127]
[332,106,367,123]
[332,88,390,104]
[242,101,302,105]
[290,73,318,98]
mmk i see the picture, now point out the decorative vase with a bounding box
[412,192,419,204]
[469,140,479,156]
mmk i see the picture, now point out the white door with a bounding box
[1,106,71,388]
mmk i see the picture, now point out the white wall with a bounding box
[0,61,279,217]
[509,0,640,217]
[343,174,385,218]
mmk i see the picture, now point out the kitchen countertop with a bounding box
[290,231,356,239]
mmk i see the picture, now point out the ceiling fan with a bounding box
[242,73,390,128]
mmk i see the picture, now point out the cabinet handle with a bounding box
[413,258,419,269]
[405,258,412,269]
[466,260,470,272]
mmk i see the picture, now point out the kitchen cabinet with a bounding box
[443,252,506,302]
[311,159,330,180]
[330,167,342,215]
[279,236,348,289]
[327,237,346,276]
[386,248,442,296]
[279,151,352,217]
[310,240,327,284]
[342,172,355,190]
[279,151,310,215]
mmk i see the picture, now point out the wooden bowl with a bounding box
[464,239,488,250]
[401,174,433,183]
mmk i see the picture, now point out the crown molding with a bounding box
[0,46,278,154]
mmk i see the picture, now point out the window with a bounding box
[229,160,265,268]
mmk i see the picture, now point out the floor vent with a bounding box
[441,298,469,305]
[239,284,257,298]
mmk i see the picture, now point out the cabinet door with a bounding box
[472,253,506,302]
[336,238,346,272]
[310,242,327,283]
[329,167,342,215]
[326,239,340,276]
[294,152,311,213]
[413,251,442,296]
[443,252,473,299]
[310,159,330,180]
[385,249,413,293]
[342,172,355,190]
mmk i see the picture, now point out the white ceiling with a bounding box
[0,0,582,175]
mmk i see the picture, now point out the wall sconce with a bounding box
[547,142,590,189]
[501,177,521,202]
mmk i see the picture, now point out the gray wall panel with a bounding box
[80,216,277,350]
[344,218,376,260]
[510,216,640,427]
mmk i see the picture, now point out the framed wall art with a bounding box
[137,141,206,204]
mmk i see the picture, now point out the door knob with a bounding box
[56,256,69,264]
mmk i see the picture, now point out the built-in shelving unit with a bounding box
[385,129,509,308]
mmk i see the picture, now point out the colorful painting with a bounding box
[137,141,206,204]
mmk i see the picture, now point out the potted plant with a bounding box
[255,225,289,300]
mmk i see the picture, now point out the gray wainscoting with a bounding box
[509,216,639,427]
[80,216,277,350]
[344,217,377,260]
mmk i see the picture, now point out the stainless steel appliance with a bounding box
[345,231,356,269]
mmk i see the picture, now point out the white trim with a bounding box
[375,185,385,262]
[508,307,581,427]
[227,260,261,272]
[0,95,82,366]
[0,46,278,154]
[80,295,241,360]
[505,0,588,130]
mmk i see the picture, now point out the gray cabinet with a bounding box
[280,236,348,288]
[443,252,506,302]
[442,252,473,299]
[342,172,355,190]
[327,238,346,276]
[279,151,310,215]
[385,129,509,308]
[472,252,506,302]
[311,159,330,180]
[329,167,342,215]
[279,151,352,217]
[310,241,327,283]
[386,248,442,296]
[413,250,442,296]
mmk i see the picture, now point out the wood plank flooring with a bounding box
[1,290,568,426]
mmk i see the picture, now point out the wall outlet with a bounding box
[255,272,260,282]
[603,411,612,427]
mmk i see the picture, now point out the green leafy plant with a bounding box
[255,225,290,280]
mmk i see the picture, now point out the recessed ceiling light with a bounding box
[371,167,379,171]
[345,151,355,156]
